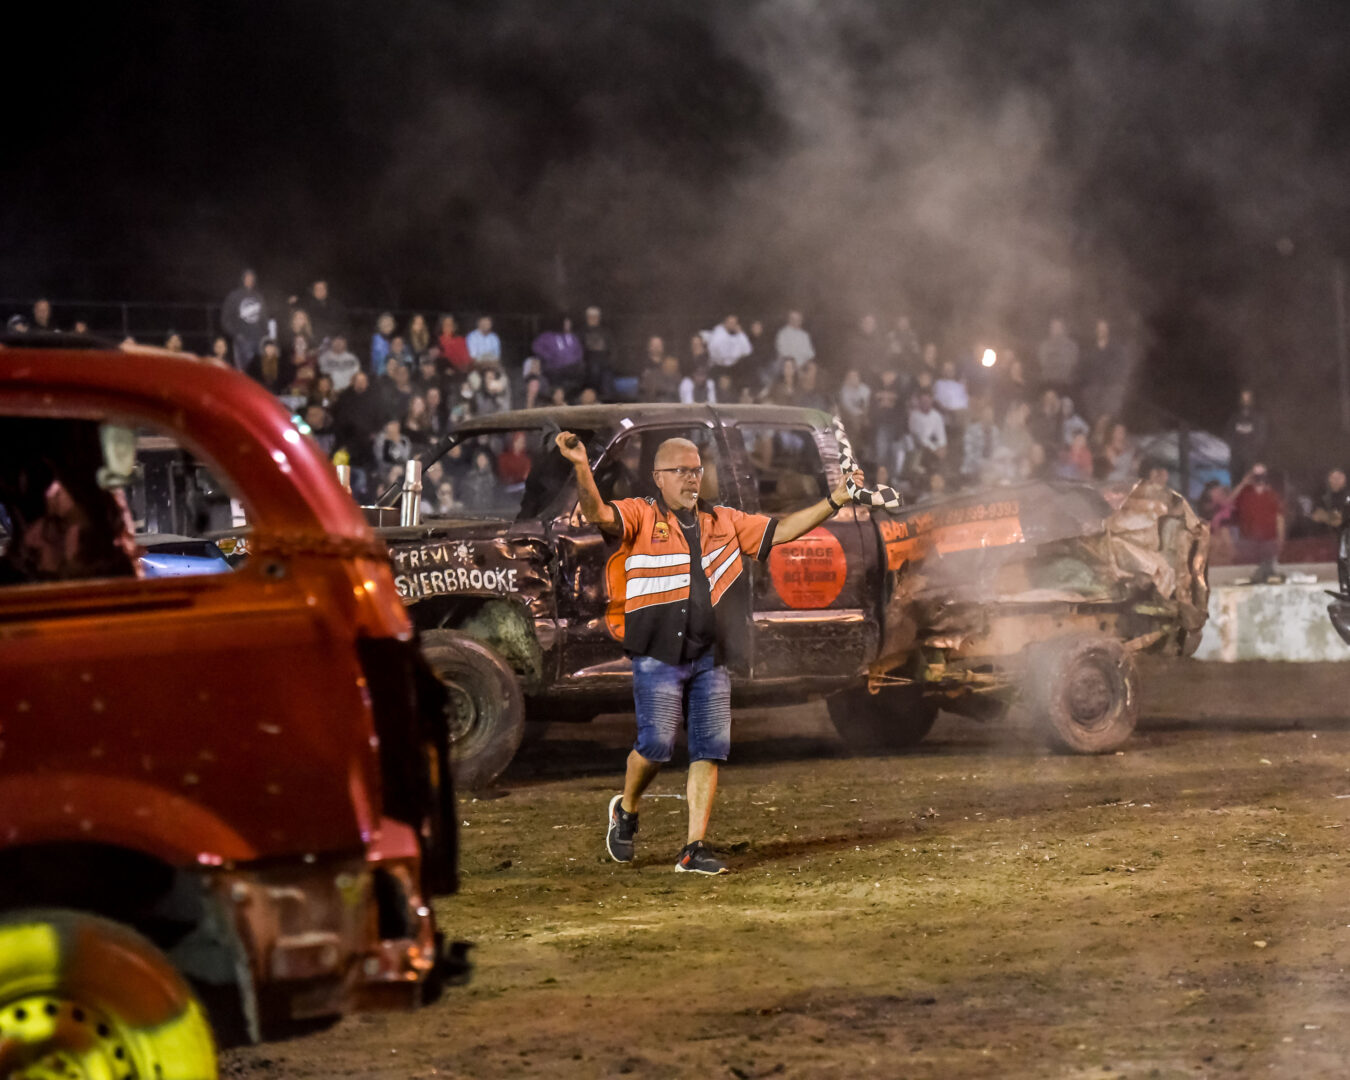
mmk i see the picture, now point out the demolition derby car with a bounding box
[362,403,1210,787]
[0,341,460,1077]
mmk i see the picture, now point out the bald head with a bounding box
[654,437,701,469]
[652,438,703,511]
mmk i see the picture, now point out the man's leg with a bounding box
[686,760,718,844]
[622,750,662,814]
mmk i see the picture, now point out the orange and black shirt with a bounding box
[604,496,776,670]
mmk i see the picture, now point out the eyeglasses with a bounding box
[653,466,704,480]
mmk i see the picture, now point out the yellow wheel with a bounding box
[0,909,217,1080]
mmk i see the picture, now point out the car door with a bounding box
[725,417,880,681]
[551,417,744,689]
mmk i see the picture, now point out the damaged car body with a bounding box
[366,403,1209,785]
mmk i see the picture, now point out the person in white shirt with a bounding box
[705,315,752,369]
[908,389,947,453]
[318,333,362,392]
[774,310,815,366]
[679,363,717,404]
[466,315,502,364]
[932,360,969,414]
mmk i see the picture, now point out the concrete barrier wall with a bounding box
[1192,563,1350,663]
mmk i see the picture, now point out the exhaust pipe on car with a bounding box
[400,459,423,527]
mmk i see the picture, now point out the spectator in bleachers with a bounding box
[423,386,447,439]
[385,334,415,373]
[1080,319,1126,423]
[995,350,1032,406]
[32,298,53,332]
[798,360,830,412]
[408,313,431,355]
[1096,421,1137,483]
[761,356,800,407]
[497,432,531,486]
[432,480,461,516]
[1060,395,1090,445]
[688,331,712,372]
[917,342,941,382]
[1232,463,1284,582]
[289,335,317,396]
[333,372,385,490]
[477,366,513,415]
[637,335,669,394]
[245,339,296,395]
[71,319,89,335]
[370,312,397,376]
[999,400,1036,482]
[1056,431,1094,481]
[706,314,752,375]
[414,349,443,392]
[403,395,434,452]
[933,359,970,446]
[872,368,906,472]
[577,386,601,405]
[308,374,336,411]
[642,353,683,403]
[1036,317,1079,393]
[518,356,546,409]
[374,419,413,470]
[547,386,568,407]
[848,314,889,382]
[6,314,28,333]
[319,333,362,392]
[438,314,473,374]
[961,400,1003,485]
[714,371,737,406]
[533,315,585,398]
[774,310,815,367]
[467,315,502,365]
[680,360,716,404]
[1310,467,1350,532]
[383,358,416,421]
[284,308,315,354]
[289,280,344,344]
[207,336,232,369]
[836,368,871,448]
[460,450,500,510]
[907,388,948,476]
[303,403,336,457]
[887,314,921,368]
[1225,387,1268,484]
[1028,388,1062,454]
[164,332,184,353]
[581,306,618,397]
[221,268,268,371]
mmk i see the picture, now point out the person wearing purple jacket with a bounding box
[532,315,585,398]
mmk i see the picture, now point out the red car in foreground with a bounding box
[0,340,457,1078]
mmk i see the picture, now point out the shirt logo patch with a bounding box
[653,522,670,542]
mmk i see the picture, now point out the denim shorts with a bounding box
[631,652,731,763]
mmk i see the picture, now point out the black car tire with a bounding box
[826,685,939,752]
[421,630,525,790]
[1025,635,1138,754]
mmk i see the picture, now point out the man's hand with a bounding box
[830,468,865,506]
[556,431,588,466]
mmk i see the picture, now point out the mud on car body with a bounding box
[0,341,460,1078]
[371,404,1209,787]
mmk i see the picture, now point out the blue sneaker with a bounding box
[674,840,728,875]
[606,794,638,863]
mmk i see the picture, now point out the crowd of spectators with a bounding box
[7,275,1345,575]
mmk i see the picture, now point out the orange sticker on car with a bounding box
[768,527,847,609]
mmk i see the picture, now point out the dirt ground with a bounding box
[223,658,1350,1079]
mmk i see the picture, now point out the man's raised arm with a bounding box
[556,431,621,535]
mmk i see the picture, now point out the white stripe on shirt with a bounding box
[625,552,691,571]
[626,572,691,598]
[708,547,741,589]
[700,543,728,569]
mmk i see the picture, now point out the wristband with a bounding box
[826,493,842,512]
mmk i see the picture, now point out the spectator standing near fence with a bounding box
[245,338,296,395]
[961,400,1002,485]
[581,306,622,398]
[887,315,922,368]
[221,269,268,371]
[1225,388,1269,485]
[836,368,872,449]
[1036,318,1079,394]
[31,298,54,332]
[1232,463,1285,582]
[706,315,752,377]
[332,371,385,497]
[848,314,889,383]
[370,313,396,376]
[680,361,716,404]
[467,315,502,365]
[1080,319,1127,424]
[643,354,683,403]
[872,368,906,472]
[1310,467,1350,532]
[290,280,344,344]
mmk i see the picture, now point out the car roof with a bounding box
[450,402,834,434]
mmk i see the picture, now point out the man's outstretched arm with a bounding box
[772,469,864,545]
[556,431,620,535]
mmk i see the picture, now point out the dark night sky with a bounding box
[7,0,1350,444]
